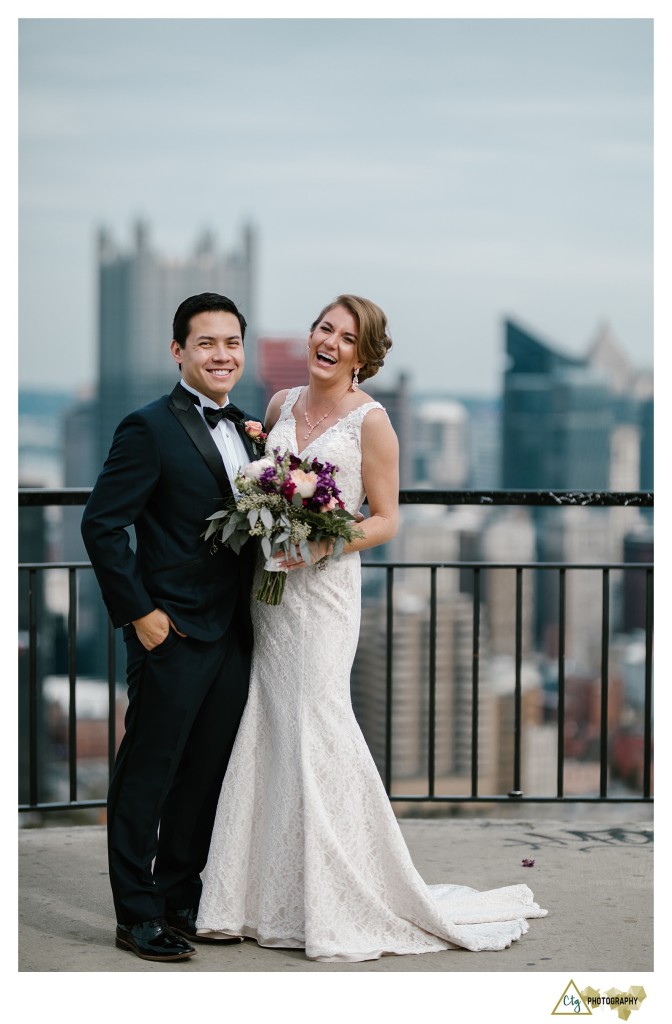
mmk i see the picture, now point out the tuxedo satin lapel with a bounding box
[168,384,233,498]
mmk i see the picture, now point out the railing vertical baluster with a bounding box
[384,566,394,795]
[471,567,481,798]
[28,568,39,807]
[68,568,78,803]
[557,568,566,798]
[107,615,117,781]
[600,569,610,798]
[427,567,437,798]
[510,568,523,798]
[643,567,653,799]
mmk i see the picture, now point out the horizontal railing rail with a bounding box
[19,487,654,508]
[19,488,654,813]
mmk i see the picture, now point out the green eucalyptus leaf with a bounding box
[228,533,243,554]
[220,520,237,542]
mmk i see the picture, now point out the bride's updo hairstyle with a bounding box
[310,294,393,383]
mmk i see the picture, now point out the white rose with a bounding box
[243,457,275,481]
[290,469,318,498]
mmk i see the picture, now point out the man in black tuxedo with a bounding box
[82,292,260,962]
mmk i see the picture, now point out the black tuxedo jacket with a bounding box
[81,383,260,644]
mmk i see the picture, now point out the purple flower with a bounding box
[258,466,280,492]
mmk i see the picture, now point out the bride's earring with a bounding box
[351,368,360,392]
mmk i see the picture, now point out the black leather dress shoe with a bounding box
[165,908,244,945]
[115,918,196,961]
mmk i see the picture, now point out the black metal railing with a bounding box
[19,488,654,813]
[360,557,653,805]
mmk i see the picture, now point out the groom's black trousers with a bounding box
[107,625,250,925]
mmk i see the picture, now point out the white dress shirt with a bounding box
[179,380,250,493]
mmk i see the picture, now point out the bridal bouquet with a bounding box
[204,448,363,605]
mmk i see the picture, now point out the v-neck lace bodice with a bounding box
[270,386,385,513]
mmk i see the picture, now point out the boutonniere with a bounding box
[244,420,268,454]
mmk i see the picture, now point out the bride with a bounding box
[195,294,547,962]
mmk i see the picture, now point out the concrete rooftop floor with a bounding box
[18,807,653,975]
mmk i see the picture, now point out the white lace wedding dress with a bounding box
[196,386,547,962]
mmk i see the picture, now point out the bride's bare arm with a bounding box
[343,408,399,553]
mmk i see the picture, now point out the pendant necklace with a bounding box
[303,387,349,441]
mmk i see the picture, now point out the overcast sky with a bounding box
[18,15,653,396]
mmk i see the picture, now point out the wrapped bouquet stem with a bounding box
[257,556,288,606]
[204,448,364,605]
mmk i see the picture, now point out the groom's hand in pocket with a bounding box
[132,608,187,650]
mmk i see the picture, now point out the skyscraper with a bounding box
[502,319,613,490]
[413,400,469,489]
[502,318,653,492]
[501,317,653,660]
[96,219,262,465]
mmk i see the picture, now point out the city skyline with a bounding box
[18,16,653,397]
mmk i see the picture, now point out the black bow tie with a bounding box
[181,386,244,429]
[202,403,244,430]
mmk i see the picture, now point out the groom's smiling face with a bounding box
[171,310,245,405]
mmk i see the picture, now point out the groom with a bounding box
[82,292,260,962]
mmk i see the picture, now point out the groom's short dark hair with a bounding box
[172,293,248,347]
